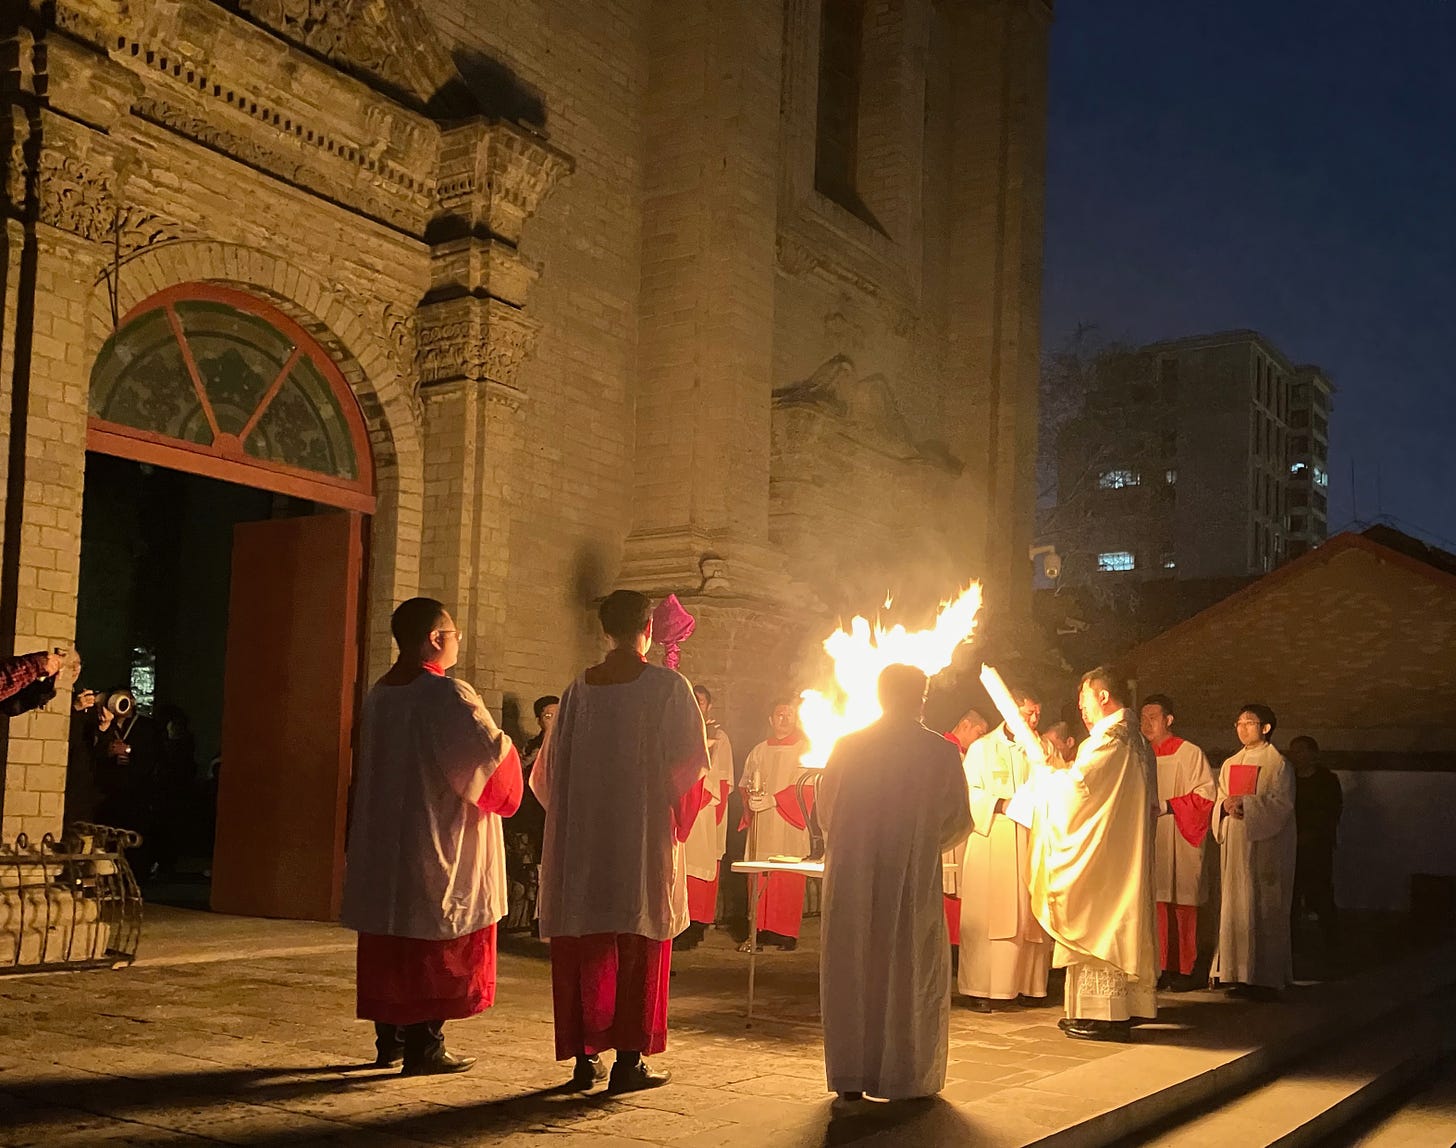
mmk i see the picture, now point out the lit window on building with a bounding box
[1097,551,1136,572]
[1097,469,1140,490]
[1313,465,1329,489]
[1164,468,1177,484]
[1161,554,1176,570]
[1290,460,1307,477]
[129,646,156,713]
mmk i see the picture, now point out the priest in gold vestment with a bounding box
[1025,667,1159,1042]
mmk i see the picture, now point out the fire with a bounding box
[798,583,984,768]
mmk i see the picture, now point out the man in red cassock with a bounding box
[1139,693,1216,990]
[340,597,522,1075]
[739,697,812,952]
[532,590,709,1093]
[941,708,989,957]
[675,684,734,950]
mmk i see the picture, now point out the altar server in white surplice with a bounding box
[957,686,1052,1011]
[819,665,972,1103]
[1211,703,1296,1000]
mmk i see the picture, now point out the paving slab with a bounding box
[0,907,1451,1147]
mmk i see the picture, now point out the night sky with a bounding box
[1041,2,1456,546]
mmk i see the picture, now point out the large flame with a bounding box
[798,582,983,768]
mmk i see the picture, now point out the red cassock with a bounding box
[686,778,729,924]
[356,748,523,1025]
[741,737,813,938]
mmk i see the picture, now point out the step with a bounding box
[1344,1053,1456,1148]
[1018,940,1456,1148]
[1130,991,1456,1147]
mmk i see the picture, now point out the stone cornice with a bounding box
[51,0,441,227]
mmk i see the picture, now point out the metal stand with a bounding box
[746,871,761,1027]
[1,824,143,975]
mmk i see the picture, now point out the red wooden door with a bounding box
[210,512,364,920]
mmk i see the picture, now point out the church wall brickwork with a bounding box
[1,0,1051,839]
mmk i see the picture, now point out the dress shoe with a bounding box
[1156,971,1173,991]
[608,1059,671,1093]
[774,938,798,952]
[401,1050,476,1076]
[1016,994,1049,1008]
[373,1051,404,1069]
[1169,973,1203,993]
[569,1054,607,1090]
[836,1091,865,1103]
[962,996,994,1013]
[1058,1017,1132,1043]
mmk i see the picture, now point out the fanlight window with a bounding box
[88,286,373,511]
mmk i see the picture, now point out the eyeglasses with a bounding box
[433,629,460,639]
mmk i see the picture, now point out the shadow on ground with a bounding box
[3,1061,987,1148]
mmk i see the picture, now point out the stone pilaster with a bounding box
[942,0,1051,625]
[1,29,132,835]
[415,119,570,708]
[619,0,789,605]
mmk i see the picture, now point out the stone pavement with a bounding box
[0,907,1440,1147]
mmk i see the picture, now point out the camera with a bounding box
[96,689,137,718]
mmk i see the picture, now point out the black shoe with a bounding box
[608,1059,671,1094]
[1169,973,1203,993]
[401,1050,476,1076]
[1058,1018,1132,1043]
[373,1051,403,1069]
[837,1091,864,1102]
[1156,971,1173,991]
[1016,994,1049,1008]
[569,1054,607,1090]
[962,996,994,1013]
[774,937,798,952]
[1229,983,1279,1002]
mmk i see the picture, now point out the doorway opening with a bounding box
[74,283,376,920]
[74,454,326,906]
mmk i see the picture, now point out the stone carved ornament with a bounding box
[773,354,962,472]
[235,0,457,109]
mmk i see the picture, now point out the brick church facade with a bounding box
[1,0,1051,904]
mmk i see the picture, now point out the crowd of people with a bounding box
[338,589,1345,1101]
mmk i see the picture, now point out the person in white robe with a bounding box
[1211,703,1296,1000]
[819,665,972,1102]
[341,597,521,1075]
[1139,694,1215,990]
[1026,666,1159,1042]
[676,684,734,949]
[940,709,989,963]
[739,699,811,950]
[958,687,1052,1010]
[532,590,710,1093]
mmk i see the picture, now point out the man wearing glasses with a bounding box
[341,599,522,1075]
[1211,703,1296,1001]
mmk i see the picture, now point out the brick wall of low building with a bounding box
[1129,541,1456,756]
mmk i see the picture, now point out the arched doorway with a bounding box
[81,283,375,920]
